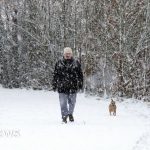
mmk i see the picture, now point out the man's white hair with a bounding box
[64,47,73,54]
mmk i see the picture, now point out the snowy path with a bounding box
[0,88,150,150]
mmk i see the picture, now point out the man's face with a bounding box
[64,52,72,59]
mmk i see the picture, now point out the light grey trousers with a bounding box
[59,93,77,117]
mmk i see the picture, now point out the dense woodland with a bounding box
[0,0,150,99]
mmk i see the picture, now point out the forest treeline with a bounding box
[0,0,150,100]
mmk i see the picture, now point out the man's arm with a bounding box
[52,62,59,91]
[76,60,83,90]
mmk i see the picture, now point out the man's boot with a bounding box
[62,116,67,123]
[68,114,74,122]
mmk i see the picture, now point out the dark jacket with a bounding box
[52,57,83,94]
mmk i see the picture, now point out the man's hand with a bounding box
[52,87,57,92]
[78,88,84,93]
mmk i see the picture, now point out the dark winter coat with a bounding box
[52,57,83,94]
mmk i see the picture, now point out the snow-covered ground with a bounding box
[0,88,150,150]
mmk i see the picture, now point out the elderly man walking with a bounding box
[52,47,83,123]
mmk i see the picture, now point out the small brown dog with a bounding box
[109,99,117,116]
